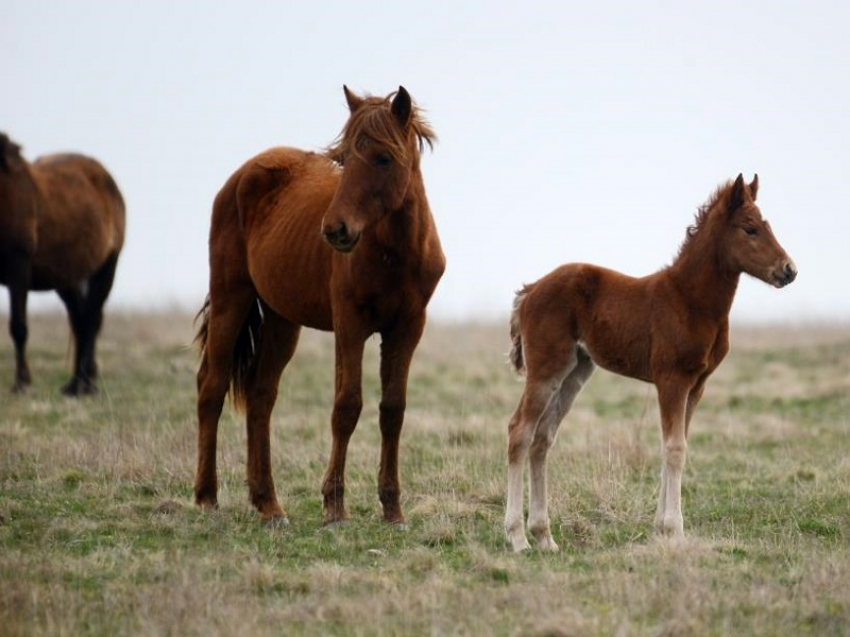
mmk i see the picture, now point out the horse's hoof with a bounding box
[195,498,219,512]
[61,378,96,397]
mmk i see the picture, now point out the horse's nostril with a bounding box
[323,222,347,243]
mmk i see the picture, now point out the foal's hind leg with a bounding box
[527,348,595,550]
[244,308,301,524]
[506,349,577,552]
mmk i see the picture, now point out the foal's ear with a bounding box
[730,173,751,210]
[748,174,759,201]
[343,85,364,113]
[391,86,413,128]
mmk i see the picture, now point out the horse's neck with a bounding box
[667,235,740,320]
[376,174,434,253]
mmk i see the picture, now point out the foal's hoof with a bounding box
[263,516,290,529]
[322,518,350,529]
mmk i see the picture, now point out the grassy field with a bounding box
[1,311,849,636]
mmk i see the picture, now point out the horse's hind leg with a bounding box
[195,289,255,511]
[57,252,118,396]
[526,346,595,551]
[244,306,301,524]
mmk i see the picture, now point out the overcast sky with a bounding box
[3,1,848,323]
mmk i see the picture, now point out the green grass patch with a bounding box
[1,314,849,636]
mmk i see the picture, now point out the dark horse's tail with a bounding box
[508,285,530,376]
[194,295,264,411]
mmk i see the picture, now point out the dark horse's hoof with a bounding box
[61,378,97,397]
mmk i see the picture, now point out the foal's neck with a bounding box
[667,229,740,321]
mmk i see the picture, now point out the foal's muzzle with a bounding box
[773,260,798,288]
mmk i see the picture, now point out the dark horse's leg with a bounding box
[57,252,119,396]
[376,315,427,525]
[6,251,32,392]
[244,305,301,524]
[321,321,368,525]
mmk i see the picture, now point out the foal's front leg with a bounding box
[655,381,689,537]
[377,317,426,525]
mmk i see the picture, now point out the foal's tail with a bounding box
[194,295,264,412]
[508,286,530,376]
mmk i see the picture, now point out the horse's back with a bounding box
[29,153,125,289]
[209,147,339,329]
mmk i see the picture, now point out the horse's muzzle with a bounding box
[322,222,360,253]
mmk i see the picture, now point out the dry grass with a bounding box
[1,311,849,636]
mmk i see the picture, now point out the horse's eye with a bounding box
[373,153,392,167]
[744,226,757,236]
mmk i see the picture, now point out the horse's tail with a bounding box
[194,295,264,412]
[508,285,530,376]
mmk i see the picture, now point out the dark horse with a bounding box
[505,175,797,551]
[194,86,445,526]
[0,133,125,395]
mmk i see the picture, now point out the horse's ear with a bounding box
[0,134,20,172]
[730,173,750,210]
[391,86,412,128]
[343,85,363,113]
[748,174,759,201]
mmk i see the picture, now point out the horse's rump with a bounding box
[28,154,125,288]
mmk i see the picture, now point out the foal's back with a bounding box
[517,262,672,383]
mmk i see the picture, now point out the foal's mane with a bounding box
[325,90,436,166]
[675,179,734,260]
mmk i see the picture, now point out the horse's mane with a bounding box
[325,90,436,166]
[675,179,734,260]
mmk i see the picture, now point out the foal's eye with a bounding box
[373,153,392,167]
[744,226,758,236]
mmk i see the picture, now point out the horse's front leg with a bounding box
[6,256,32,392]
[321,329,367,525]
[654,379,690,537]
[376,315,427,525]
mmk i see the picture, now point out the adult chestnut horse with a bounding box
[0,133,125,395]
[194,86,444,526]
[505,174,797,551]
